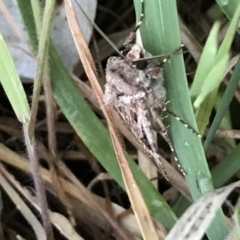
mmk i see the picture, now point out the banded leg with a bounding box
[166,108,201,138]
[152,107,186,176]
[160,101,201,137]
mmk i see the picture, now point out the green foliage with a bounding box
[0,33,30,123]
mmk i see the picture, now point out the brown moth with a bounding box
[104,0,200,180]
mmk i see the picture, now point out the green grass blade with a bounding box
[216,3,240,60]
[233,200,240,229]
[204,56,240,150]
[28,0,55,139]
[190,22,220,99]
[194,3,240,134]
[16,2,38,51]
[194,54,229,108]
[216,0,240,33]
[30,0,43,36]
[16,0,178,229]
[133,0,228,239]
[0,33,30,123]
[214,90,235,149]
[172,195,190,218]
[212,144,240,187]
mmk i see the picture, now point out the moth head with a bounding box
[132,46,148,70]
[123,44,142,62]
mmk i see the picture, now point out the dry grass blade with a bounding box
[166,182,240,240]
[50,213,84,240]
[0,165,46,240]
[64,0,161,239]
[0,165,84,240]
[216,129,240,139]
[0,143,144,239]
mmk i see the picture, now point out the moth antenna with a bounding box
[74,0,124,58]
[123,0,145,47]
[133,0,145,33]
[132,45,185,64]
[133,44,184,67]
[159,44,184,67]
[153,108,186,176]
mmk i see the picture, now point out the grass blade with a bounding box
[166,181,240,240]
[212,144,240,187]
[216,0,240,33]
[190,22,220,99]
[0,33,30,122]
[0,33,46,240]
[193,54,229,108]
[133,0,228,238]
[204,56,240,150]
[194,3,240,134]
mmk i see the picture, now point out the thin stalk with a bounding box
[28,0,55,139]
[27,0,56,239]
[23,123,53,240]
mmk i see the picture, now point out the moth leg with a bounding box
[152,107,186,176]
[165,108,201,138]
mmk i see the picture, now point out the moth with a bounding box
[104,0,200,180]
[104,46,169,178]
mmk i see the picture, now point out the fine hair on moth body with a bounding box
[103,0,201,181]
